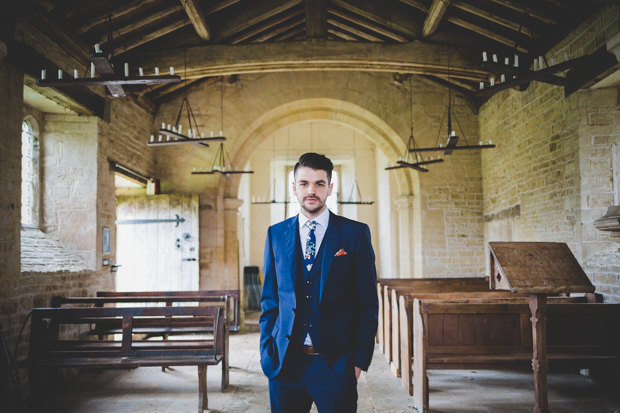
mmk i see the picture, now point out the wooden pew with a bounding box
[378,277,490,364]
[412,299,620,413]
[51,295,230,383]
[398,293,591,395]
[97,290,241,332]
[22,306,227,412]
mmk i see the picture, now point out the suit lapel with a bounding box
[285,216,299,289]
[320,212,343,302]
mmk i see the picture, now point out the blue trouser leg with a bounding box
[269,354,358,413]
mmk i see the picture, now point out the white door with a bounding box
[115,194,199,292]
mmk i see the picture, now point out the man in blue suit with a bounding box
[260,152,379,412]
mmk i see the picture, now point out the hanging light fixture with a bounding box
[252,132,289,204]
[37,13,180,98]
[409,45,496,155]
[148,26,226,148]
[386,76,444,173]
[339,133,374,205]
[191,79,253,177]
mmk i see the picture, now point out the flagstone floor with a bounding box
[29,312,620,413]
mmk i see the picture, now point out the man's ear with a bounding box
[327,183,333,196]
[292,182,297,196]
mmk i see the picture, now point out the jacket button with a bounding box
[286,335,290,340]
[303,324,307,329]
[292,309,296,313]
[306,295,312,299]
[306,280,312,285]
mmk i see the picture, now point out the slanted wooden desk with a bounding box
[488,242,595,413]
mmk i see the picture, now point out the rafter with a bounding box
[306,0,328,39]
[328,28,359,41]
[328,7,408,42]
[327,18,383,42]
[452,1,533,37]
[211,0,303,42]
[423,0,451,37]
[229,8,304,44]
[76,0,161,34]
[446,15,528,52]
[99,5,184,46]
[114,20,191,56]
[134,41,488,81]
[146,77,204,100]
[180,0,211,41]
[203,0,244,15]
[487,0,557,26]
[272,25,306,41]
[253,16,306,43]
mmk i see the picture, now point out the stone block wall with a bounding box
[0,58,24,347]
[480,6,620,298]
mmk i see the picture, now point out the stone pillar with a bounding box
[394,196,415,279]
[224,198,243,289]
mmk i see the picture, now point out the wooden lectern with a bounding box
[488,242,595,413]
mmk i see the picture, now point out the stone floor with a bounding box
[30,313,620,413]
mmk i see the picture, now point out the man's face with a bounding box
[293,166,333,217]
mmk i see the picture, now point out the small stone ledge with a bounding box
[21,228,90,273]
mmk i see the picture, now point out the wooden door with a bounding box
[115,194,199,293]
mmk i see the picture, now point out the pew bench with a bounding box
[51,295,230,385]
[377,277,490,363]
[21,306,227,413]
[412,299,620,413]
[96,290,241,332]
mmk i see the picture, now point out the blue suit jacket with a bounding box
[259,211,379,379]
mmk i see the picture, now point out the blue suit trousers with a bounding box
[268,353,357,413]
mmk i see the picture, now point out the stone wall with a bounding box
[0,59,24,348]
[480,6,620,296]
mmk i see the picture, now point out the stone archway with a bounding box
[222,98,423,278]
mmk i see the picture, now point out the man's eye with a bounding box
[317,183,324,187]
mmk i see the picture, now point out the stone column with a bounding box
[223,198,243,290]
[394,196,415,279]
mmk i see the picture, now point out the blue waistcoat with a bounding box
[291,235,325,352]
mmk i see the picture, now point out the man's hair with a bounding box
[294,152,333,183]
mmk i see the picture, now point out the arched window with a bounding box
[21,119,38,227]
[287,169,339,218]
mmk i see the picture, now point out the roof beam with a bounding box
[134,41,488,81]
[423,0,451,37]
[327,18,383,42]
[114,20,191,56]
[446,15,528,52]
[99,5,184,46]
[272,25,306,41]
[253,16,306,43]
[486,0,557,26]
[328,27,359,41]
[77,0,161,34]
[328,7,408,42]
[210,0,303,42]
[180,0,211,41]
[306,0,328,39]
[452,1,533,37]
[229,8,304,44]
[203,0,244,15]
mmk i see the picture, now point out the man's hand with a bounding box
[355,366,362,381]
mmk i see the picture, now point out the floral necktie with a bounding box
[304,220,317,271]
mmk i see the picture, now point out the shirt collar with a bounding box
[298,207,330,230]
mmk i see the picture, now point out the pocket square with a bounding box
[335,248,347,257]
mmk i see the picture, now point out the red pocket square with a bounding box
[335,249,347,257]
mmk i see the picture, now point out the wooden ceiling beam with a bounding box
[114,20,191,56]
[446,15,528,52]
[180,0,211,41]
[328,7,408,42]
[99,5,184,46]
[134,41,488,81]
[328,27,359,41]
[253,16,306,43]
[397,0,428,13]
[211,0,303,42]
[272,25,306,41]
[306,0,328,39]
[334,0,424,40]
[203,0,244,15]
[146,77,203,100]
[76,0,161,34]
[229,8,304,44]
[486,0,557,26]
[452,1,533,37]
[423,0,451,37]
[327,18,383,42]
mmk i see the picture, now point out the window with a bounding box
[287,169,339,218]
[21,119,38,227]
